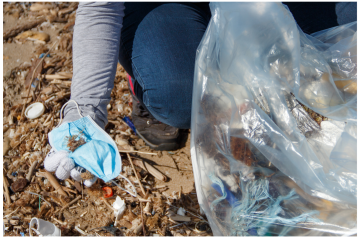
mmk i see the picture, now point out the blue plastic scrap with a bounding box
[209,173,321,236]
[31,78,40,88]
[122,117,136,134]
[39,53,51,58]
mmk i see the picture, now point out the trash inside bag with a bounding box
[190,2,357,236]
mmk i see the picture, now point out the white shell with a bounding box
[25,102,45,119]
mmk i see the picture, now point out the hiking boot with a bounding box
[127,74,181,151]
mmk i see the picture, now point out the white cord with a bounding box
[110,174,137,197]
[57,99,83,127]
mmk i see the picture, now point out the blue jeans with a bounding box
[118,2,356,129]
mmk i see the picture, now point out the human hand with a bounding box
[44,148,98,187]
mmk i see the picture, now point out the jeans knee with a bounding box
[146,91,192,129]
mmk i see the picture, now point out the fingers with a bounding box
[70,166,86,181]
[44,149,97,187]
[44,150,69,172]
[55,157,75,180]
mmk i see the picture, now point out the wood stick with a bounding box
[26,160,38,181]
[65,178,75,185]
[62,186,77,194]
[3,16,46,40]
[132,159,167,182]
[3,219,20,225]
[44,171,68,197]
[44,73,73,80]
[3,173,11,205]
[119,150,157,155]
[58,195,81,214]
[52,217,67,226]
[168,214,191,222]
[21,41,58,121]
[100,197,117,212]
[127,153,146,196]
[140,202,146,236]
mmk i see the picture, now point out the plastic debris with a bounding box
[122,116,136,134]
[177,207,186,216]
[39,53,51,58]
[112,196,126,218]
[25,102,45,119]
[29,218,61,236]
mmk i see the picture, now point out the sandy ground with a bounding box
[3,3,208,236]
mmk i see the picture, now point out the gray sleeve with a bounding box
[63,2,125,129]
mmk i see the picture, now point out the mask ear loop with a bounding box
[110,175,137,197]
[57,99,83,127]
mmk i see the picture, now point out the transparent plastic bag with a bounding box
[190,2,357,236]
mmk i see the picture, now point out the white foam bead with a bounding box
[44,150,69,172]
[84,177,97,187]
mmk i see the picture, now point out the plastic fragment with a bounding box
[122,117,136,134]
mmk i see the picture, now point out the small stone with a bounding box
[10,178,28,192]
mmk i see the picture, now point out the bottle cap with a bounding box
[25,102,45,119]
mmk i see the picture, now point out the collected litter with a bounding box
[191,2,357,236]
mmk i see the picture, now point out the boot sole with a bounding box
[136,130,180,151]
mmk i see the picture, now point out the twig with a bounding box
[119,150,157,155]
[125,197,151,203]
[3,175,11,205]
[75,226,87,236]
[3,16,46,40]
[127,153,146,196]
[11,131,32,150]
[4,207,19,219]
[3,219,20,225]
[100,197,116,212]
[25,191,51,207]
[26,160,38,181]
[58,195,81,214]
[170,156,179,172]
[132,159,167,182]
[21,40,58,121]
[140,202,146,236]
[166,202,207,222]
[44,171,68,197]
[52,217,67,226]
[169,222,191,229]
[65,178,75,185]
[62,186,77,194]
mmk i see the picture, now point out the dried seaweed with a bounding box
[65,129,86,152]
